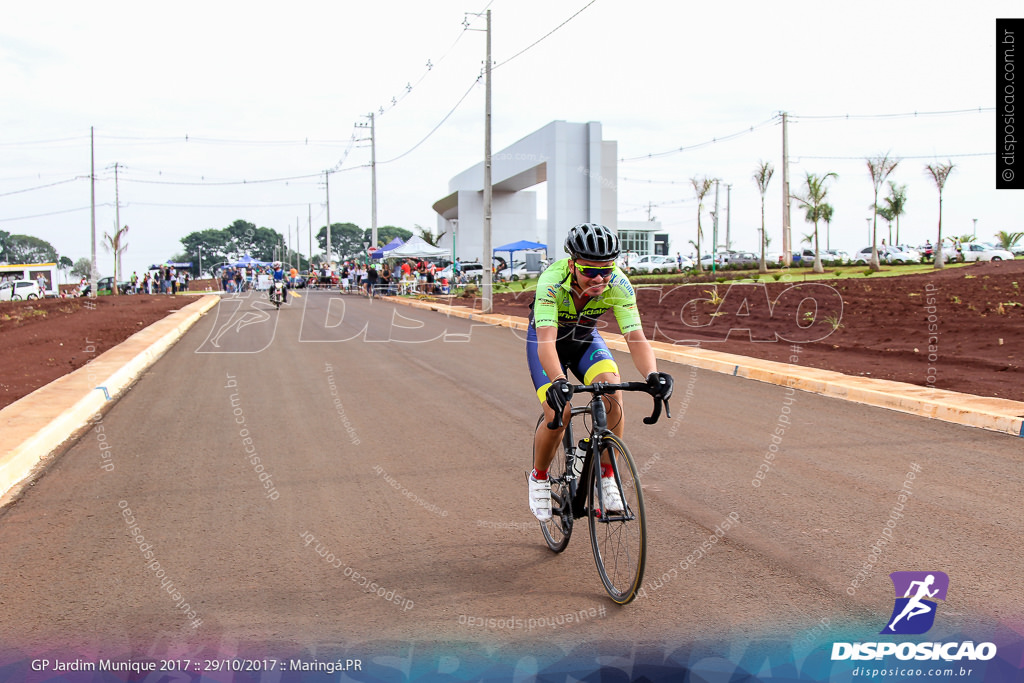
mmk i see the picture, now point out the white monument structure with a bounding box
[432,120,618,265]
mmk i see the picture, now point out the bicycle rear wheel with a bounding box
[588,433,646,604]
[534,416,573,552]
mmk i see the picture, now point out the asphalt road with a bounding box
[0,289,1020,672]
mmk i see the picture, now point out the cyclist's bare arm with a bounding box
[623,329,659,378]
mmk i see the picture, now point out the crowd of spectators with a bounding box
[69,267,191,296]
[309,259,454,296]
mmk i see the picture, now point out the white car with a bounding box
[626,255,682,275]
[497,259,548,281]
[853,246,920,265]
[944,243,1014,262]
[0,279,42,301]
[436,262,484,283]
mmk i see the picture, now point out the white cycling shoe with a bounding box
[529,474,552,522]
[600,475,624,514]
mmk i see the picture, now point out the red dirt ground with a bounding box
[0,295,193,409]
[483,259,1024,402]
[2,260,1022,410]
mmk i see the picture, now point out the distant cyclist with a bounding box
[527,223,673,521]
[271,261,288,302]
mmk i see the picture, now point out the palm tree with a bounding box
[995,230,1024,251]
[866,153,900,271]
[417,226,446,247]
[876,205,894,246]
[925,161,955,269]
[690,176,714,272]
[753,161,774,274]
[884,182,908,246]
[821,203,834,252]
[102,224,130,295]
[793,171,837,274]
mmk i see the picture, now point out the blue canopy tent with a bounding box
[492,239,547,273]
[370,237,405,259]
[231,255,271,268]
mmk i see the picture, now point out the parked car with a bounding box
[437,262,484,283]
[852,245,921,265]
[722,251,758,267]
[795,248,849,265]
[699,251,754,268]
[497,258,549,281]
[0,279,42,301]
[943,243,1014,262]
[617,251,642,269]
[626,255,680,275]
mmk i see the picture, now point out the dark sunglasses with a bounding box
[575,264,614,278]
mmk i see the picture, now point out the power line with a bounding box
[791,107,994,121]
[100,134,354,147]
[0,176,86,197]
[117,170,355,187]
[0,136,88,147]
[0,204,113,222]
[378,76,482,165]
[493,0,598,70]
[620,116,780,162]
[127,201,315,209]
[795,152,994,161]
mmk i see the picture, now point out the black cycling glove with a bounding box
[545,378,574,415]
[646,372,674,401]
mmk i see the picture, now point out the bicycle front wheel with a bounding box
[588,433,646,604]
[534,416,573,552]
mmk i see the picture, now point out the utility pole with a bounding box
[308,204,312,270]
[781,112,791,266]
[113,161,121,293]
[465,8,492,311]
[90,126,97,297]
[713,179,720,252]
[355,113,379,249]
[324,171,332,266]
[725,183,732,250]
[482,8,493,313]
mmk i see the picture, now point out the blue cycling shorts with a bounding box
[526,323,620,403]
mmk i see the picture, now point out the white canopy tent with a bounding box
[386,236,449,259]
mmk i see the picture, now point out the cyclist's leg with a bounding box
[527,324,571,472]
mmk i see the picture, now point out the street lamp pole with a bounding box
[973,218,977,238]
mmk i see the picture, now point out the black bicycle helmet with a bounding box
[564,223,620,261]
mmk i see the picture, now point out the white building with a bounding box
[432,120,617,264]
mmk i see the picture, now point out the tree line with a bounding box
[177,220,441,276]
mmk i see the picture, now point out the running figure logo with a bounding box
[881,571,949,635]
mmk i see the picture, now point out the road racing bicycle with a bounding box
[532,381,670,604]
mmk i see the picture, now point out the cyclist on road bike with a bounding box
[527,223,673,522]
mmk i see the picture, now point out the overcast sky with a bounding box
[1,0,1017,278]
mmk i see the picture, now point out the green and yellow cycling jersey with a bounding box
[531,259,642,334]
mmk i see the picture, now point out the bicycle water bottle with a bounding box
[572,438,590,479]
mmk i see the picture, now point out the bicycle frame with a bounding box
[555,381,664,522]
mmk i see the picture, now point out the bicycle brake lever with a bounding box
[546,410,564,430]
[643,396,662,425]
